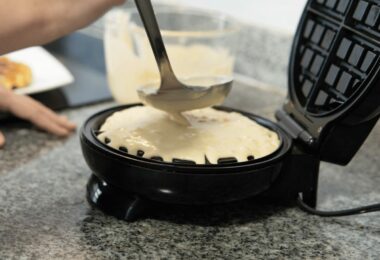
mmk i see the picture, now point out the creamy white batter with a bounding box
[98,106,280,164]
[138,76,232,125]
[104,10,234,104]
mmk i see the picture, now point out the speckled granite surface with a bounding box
[0,81,379,259]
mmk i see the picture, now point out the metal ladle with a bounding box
[135,0,233,125]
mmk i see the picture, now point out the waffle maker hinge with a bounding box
[258,109,321,208]
[275,109,316,147]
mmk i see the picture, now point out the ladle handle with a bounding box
[135,0,179,89]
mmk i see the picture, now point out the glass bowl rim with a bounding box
[107,5,242,38]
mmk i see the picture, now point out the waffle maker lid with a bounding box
[276,0,380,165]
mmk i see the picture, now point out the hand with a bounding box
[0,88,76,148]
[0,0,127,54]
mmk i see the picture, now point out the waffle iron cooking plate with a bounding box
[81,0,380,221]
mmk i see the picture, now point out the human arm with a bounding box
[0,0,126,55]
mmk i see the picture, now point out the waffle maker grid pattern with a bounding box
[294,0,380,116]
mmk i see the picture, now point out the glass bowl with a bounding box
[104,5,241,104]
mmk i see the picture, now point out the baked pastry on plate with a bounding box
[0,56,32,90]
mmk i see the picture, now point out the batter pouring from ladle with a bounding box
[135,0,233,125]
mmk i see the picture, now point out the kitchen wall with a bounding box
[161,0,308,34]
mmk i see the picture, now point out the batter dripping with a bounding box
[98,106,280,164]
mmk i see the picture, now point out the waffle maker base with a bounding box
[81,104,321,221]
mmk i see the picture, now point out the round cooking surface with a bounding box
[80,104,292,204]
[83,104,291,170]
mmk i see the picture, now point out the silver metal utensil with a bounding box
[135,0,233,125]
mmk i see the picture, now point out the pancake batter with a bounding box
[98,106,280,164]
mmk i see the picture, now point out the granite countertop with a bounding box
[0,81,379,259]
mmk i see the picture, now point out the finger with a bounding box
[0,130,5,148]
[30,115,70,137]
[23,98,76,132]
[6,94,74,137]
[37,105,77,131]
[56,115,77,131]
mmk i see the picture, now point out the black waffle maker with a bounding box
[81,0,380,221]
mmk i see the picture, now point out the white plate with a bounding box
[5,46,74,95]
